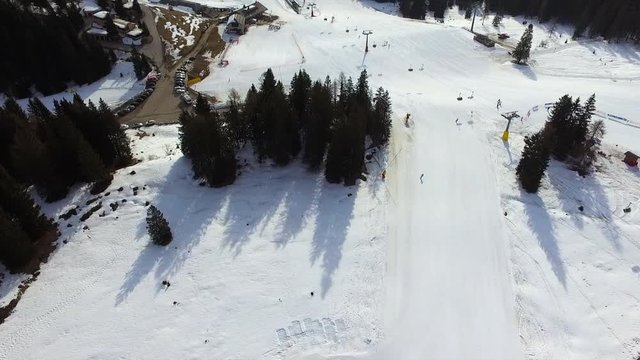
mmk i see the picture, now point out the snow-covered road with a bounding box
[381,97,521,359]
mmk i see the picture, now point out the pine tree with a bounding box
[104,14,120,41]
[571,119,605,176]
[114,0,127,19]
[131,50,151,80]
[194,94,210,115]
[513,24,534,64]
[370,87,392,147]
[132,0,142,18]
[289,69,312,140]
[97,0,110,10]
[244,85,263,157]
[546,94,595,162]
[98,99,133,168]
[10,122,64,199]
[325,106,367,185]
[516,130,551,193]
[289,69,312,125]
[0,165,54,241]
[492,13,504,27]
[270,81,299,165]
[3,97,27,120]
[303,80,332,170]
[180,110,237,187]
[146,205,172,246]
[225,89,247,148]
[0,207,35,273]
[28,97,52,120]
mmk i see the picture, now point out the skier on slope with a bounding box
[496,99,502,110]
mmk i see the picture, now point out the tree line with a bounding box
[0,165,56,273]
[180,68,392,187]
[517,94,605,193]
[383,0,640,42]
[484,0,640,41]
[0,0,115,98]
[0,95,133,271]
[0,96,133,202]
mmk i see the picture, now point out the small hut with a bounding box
[226,14,246,34]
[624,151,639,167]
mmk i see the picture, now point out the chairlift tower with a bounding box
[501,111,520,141]
[308,2,316,17]
[362,30,373,53]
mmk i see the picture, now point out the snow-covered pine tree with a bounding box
[513,24,534,64]
[146,205,173,246]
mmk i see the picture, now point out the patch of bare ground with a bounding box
[151,6,211,66]
[188,26,226,81]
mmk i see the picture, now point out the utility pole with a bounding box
[471,1,481,33]
[362,30,372,53]
[308,2,316,17]
[470,7,477,33]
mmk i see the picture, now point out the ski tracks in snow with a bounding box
[0,229,129,359]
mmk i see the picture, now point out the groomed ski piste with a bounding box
[1,0,640,359]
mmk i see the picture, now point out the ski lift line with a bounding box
[517,102,639,129]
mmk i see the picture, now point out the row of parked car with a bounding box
[120,120,156,130]
[116,71,160,117]
[174,65,193,106]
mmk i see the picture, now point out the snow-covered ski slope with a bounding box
[1,0,640,359]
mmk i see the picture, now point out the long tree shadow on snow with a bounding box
[220,165,294,256]
[311,183,357,298]
[512,63,538,81]
[272,169,324,249]
[547,160,622,251]
[116,157,227,304]
[521,190,567,289]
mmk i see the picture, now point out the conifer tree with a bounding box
[289,69,312,126]
[195,94,210,116]
[180,110,237,187]
[146,205,172,246]
[114,0,127,19]
[303,80,332,170]
[370,87,392,147]
[574,119,605,176]
[0,166,54,240]
[513,24,534,64]
[0,208,35,272]
[132,0,142,18]
[244,85,262,157]
[97,0,110,10]
[492,13,504,27]
[225,90,247,148]
[516,130,551,193]
[104,14,120,41]
[325,106,367,185]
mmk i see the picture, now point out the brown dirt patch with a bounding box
[188,26,226,80]
[151,6,211,66]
